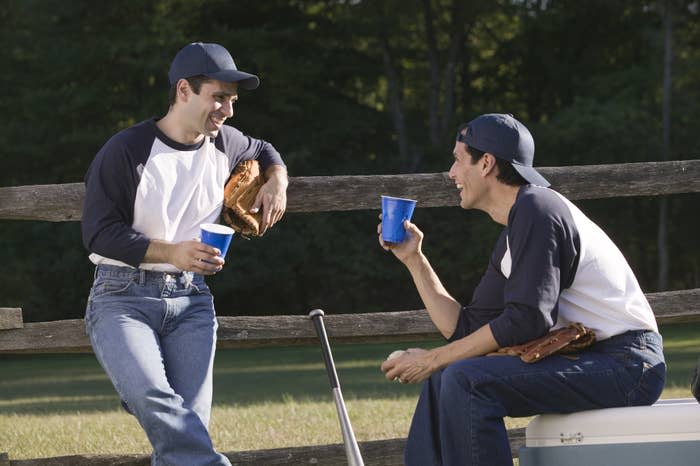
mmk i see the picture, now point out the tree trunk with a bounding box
[422,0,441,146]
[379,36,410,171]
[440,1,466,138]
[422,0,467,146]
[658,0,672,291]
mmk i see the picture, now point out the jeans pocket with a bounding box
[189,281,212,296]
[90,278,135,300]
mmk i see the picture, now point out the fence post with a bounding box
[0,308,23,330]
[0,452,10,466]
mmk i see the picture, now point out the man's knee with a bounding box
[439,362,477,402]
[121,385,185,420]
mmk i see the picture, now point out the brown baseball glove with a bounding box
[488,322,596,363]
[222,159,265,237]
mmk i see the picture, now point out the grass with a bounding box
[0,323,698,459]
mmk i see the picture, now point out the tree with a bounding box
[657,0,674,291]
[1,0,698,322]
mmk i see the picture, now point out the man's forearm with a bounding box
[405,252,461,338]
[142,239,174,264]
[431,323,500,370]
[264,164,288,185]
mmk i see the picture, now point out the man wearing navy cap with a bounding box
[82,43,287,465]
[379,114,664,465]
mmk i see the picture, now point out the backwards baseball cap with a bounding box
[168,42,260,90]
[457,113,550,187]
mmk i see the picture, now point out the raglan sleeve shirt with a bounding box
[81,130,151,268]
[81,120,285,269]
[449,187,580,347]
[217,125,283,173]
[488,188,580,347]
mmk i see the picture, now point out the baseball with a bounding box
[387,349,407,361]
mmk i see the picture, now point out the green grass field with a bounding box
[1,323,697,460]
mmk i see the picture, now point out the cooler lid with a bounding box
[526,398,700,447]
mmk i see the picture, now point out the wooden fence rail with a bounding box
[1,288,699,353]
[2,159,699,465]
[1,160,699,221]
[0,430,526,466]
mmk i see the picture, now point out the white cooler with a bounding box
[518,398,700,466]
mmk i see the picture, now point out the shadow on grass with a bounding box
[1,323,698,415]
[0,341,427,415]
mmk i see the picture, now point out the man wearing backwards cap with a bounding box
[379,113,664,465]
[81,43,287,465]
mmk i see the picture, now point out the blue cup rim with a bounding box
[200,223,235,235]
[381,195,417,203]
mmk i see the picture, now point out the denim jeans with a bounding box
[405,330,666,466]
[85,264,231,466]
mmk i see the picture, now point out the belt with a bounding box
[95,264,198,285]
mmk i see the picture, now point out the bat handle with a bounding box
[309,309,340,389]
[309,309,365,466]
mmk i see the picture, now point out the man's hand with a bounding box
[168,240,225,274]
[145,240,224,275]
[251,166,288,235]
[380,348,437,384]
[377,216,424,265]
[381,326,501,384]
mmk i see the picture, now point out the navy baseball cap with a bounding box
[457,113,550,187]
[168,42,260,90]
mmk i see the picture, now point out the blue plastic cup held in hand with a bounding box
[200,223,235,258]
[381,196,417,243]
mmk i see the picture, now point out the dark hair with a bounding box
[465,145,527,187]
[168,75,213,105]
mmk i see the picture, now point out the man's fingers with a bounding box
[192,241,220,256]
[198,255,224,266]
[272,207,286,225]
[254,191,287,235]
[380,360,390,373]
[384,368,399,381]
[263,204,274,229]
[196,248,223,262]
[378,236,391,251]
[250,191,264,214]
[403,220,417,232]
[190,261,221,275]
[258,202,272,235]
[381,358,400,379]
[377,222,392,251]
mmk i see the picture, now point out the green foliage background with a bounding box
[0,0,698,322]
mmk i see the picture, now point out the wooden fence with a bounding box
[1,159,700,465]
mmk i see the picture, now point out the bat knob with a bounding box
[309,309,325,319]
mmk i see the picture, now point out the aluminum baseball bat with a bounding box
[309,309,365,466]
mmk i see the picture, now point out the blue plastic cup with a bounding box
[381,196,417,243]
[200,223,235,258]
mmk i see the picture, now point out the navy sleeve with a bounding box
[448,232,509,342]
[488,189,579,347]
[81,131,151,267]
[447,305,508,342]
[217,126,285,172]
[447,306,471,342]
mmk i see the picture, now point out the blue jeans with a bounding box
[85,264,231,466]
[405,330,666,466]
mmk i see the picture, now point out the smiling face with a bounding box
[448,138,491,211]
[179,79,239,141]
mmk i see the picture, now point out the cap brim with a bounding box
[512,164,550,187]
[206,70,260,90]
